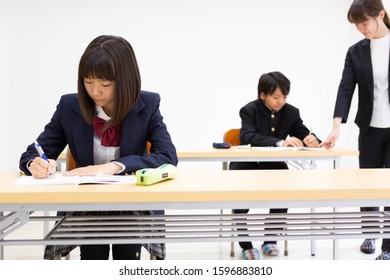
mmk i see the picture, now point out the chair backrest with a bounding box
[65,142,152,171]
[66,148,77,171]
[223,129,241,146]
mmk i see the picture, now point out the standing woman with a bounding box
[320,0,390,260]
[19,35,178,260]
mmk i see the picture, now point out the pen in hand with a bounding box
[34,140,55,176]
[305,126,316,147]
[34,140,48,161]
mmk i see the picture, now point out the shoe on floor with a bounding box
[375,251,390,260]
[360,239,376,254]
[242,248,260,260]
[262,243,280,256]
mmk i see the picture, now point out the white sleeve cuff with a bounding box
[112,161,126,174]
[26,159,33,172]
[276,140,284,147]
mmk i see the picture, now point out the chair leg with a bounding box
[284,240,288,256]
[229,208,236,257]
[53,253,70,260]
[230,241,235,257]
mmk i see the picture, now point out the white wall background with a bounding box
[1,0,389,171]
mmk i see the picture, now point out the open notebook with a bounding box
[14,173,136,186]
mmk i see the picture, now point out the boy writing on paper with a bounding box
[230,71,321,260]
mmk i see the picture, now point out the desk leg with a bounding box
[332,159,340,260]
[222,161,228,171]
[311,207,316,256]
[43,211,50,255]
[223,161,236,257]
[333,207,340,260]
[0,211,3,260]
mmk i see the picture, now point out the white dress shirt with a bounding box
[93,106,125,173]
[370,32,390,128]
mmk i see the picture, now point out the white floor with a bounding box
[2,237,379,260]
[2,208,382,260]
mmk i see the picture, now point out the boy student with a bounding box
[230,71,320,260]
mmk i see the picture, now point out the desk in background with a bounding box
[177,147,358,169]
[58,147,358,170]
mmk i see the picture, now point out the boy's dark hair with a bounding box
[78,35,141,129]
[348,0,390,28]
[257,71,290,98]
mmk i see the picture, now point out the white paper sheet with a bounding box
[14,173,136,186]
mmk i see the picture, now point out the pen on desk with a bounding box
[34,140,49,161]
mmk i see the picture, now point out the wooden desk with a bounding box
[177,147,359,257]
[1,169,389,260]
[178,146,357,161]
[57,147,358,170]
[0,168,388,209]
[179,147,358,169]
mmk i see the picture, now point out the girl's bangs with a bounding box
[80,49,115,80]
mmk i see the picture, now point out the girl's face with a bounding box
[84,77,116,116]
[355,11,386,39]
[260,87,287,112]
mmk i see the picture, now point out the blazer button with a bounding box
[271,114,275,119]
[271,127,275,132]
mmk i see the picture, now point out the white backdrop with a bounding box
[1,0,389,171]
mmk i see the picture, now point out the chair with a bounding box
[223,128,241,146]
[223,128,288,257]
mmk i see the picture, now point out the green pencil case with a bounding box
[135,164,176,186]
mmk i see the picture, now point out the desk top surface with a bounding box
[58,147,358,160]
[0,168,388,205]
[178,147,358,159]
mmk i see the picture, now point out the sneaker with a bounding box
[242,248,260,260]
[360,239,376,254]
[375,251,390,260]
[262,243,280,256]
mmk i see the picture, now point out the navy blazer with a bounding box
[20,91,178,174]
[334,38,390,131]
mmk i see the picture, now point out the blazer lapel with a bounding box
[69,106,94,166]
[360,39,374,102]
[120,96,146,156]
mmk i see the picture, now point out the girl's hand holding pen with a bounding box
[29,157,57,179]
[30,140,56,178]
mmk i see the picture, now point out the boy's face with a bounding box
[260,87,287,112]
